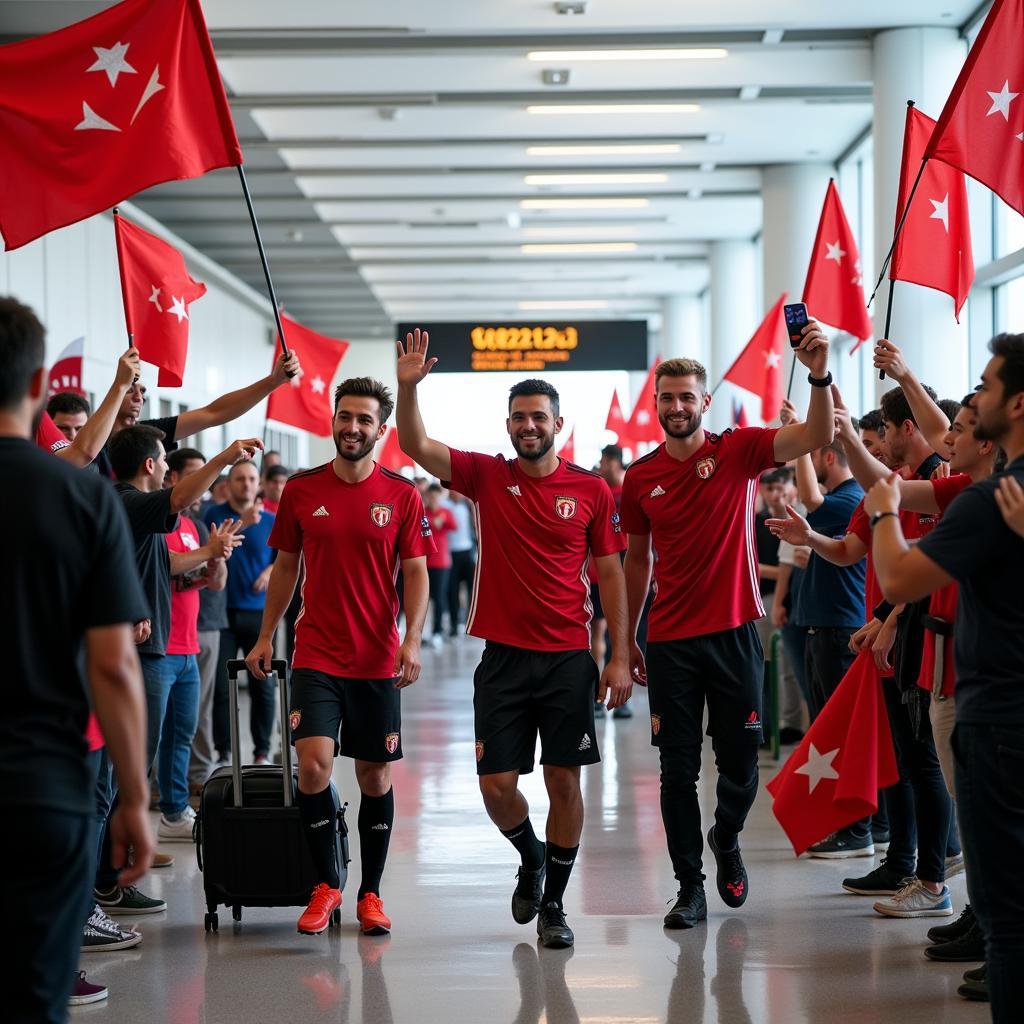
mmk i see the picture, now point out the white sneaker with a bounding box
[945,853,966,879]
[873,879,954,918]
[158,804,197,842]
[81,905,142,952]
[430,634,443,650]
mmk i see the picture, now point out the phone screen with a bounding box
[783,303,809,347]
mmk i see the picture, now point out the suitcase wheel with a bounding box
[232,905,242,922]
[204,912,219,933]
[329,908,341,928]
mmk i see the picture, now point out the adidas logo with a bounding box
[507,485,522,496]
[650,485,666,497]
[370,823,389,831]
[312,506,330,517]
[311,819,330,828]
[578,734,591,751]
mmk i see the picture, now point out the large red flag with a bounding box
[266,317,349,437]
[721,294,787,423]
[766,651,898,856]
[377,427,414,472]
[803,181,873,341]
[114,214,205,387]
[891,106,974,321]
[605,388,629,443]
[925,0,1024,217]
[626,361,662,446]
[48,337,85,397]
[0,0,242,250]
[559,427,576,463]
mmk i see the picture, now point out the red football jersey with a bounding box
[34,411,70,454]
[846,500,879,619]
[268,463,434,678]
[447,450,625,652]
[620,428,780,642]
[166,516,202,656]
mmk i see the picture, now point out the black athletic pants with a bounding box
[447,549,476,633]
[428,567,451,636]
[214,608,276,759]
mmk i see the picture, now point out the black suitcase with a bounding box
[195,659,349,932]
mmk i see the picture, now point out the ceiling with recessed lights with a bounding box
[0,1,980,341]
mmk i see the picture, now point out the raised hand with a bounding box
[395,328,438,387]
[873,339,909,381]
[208,519,243,560]
[766,503,811,545]
[779,398,800,426]
[239,497,263,529]
[225,438,263,466]
[116,346,141,388]
[793,318,830,378]
[273,351,301,382]
[831,384,857,442]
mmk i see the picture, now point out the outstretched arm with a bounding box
[773,319,834,462]
[874,340,951,454]
[395,328,452,481]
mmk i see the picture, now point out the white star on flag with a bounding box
[986,80,1018,121]
[765,350,781,369]
[87,42,137,87]
[75,102,120,132]
[131,67,165,125]
[929,194,950,233]
[795,743,840,795]
[309,375,326,395]
[147,285,163,312]
[636,410,650,425]
[825,241,845,264]
[166,295,189,324]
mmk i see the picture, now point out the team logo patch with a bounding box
[555,495,578,520]
[651,713,661,736]
[370,502,393,528]
[289,709,302,732]
[696,456,717,480]
[475,740,485,763]
[744,710,761,731]
[420,515,433,538]
[385,732,400,754]
[611,511,622,534]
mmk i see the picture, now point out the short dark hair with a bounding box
[334,377,394,424]
[760,467,792,485]
[508,379,560,417]
[46,392,90,418]
[427,482,443,494]
[166,447,205,476]
[818,438,848,467]
[108,425,165,481]
[880,384,938,430]
[960,392,977,410]
[990,332,1024,398]
[265,464,289,481]
[938,398,961,424]
[0,297,46,411]
[858,408,884,434]
[600,444,624,467]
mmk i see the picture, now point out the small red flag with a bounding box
[377,427,414,472]
[266,317,349,437]
[722,294,787,423]
[114,214,205,387]
[48,337,85,397]
[766,651,898,856]
[559,427,576,463]
[803,181,873,341]
[626,360,662,447]
[0,0,242,250]
[605,388,628,442]
[891,106,974,321]
[925,0,1024,217]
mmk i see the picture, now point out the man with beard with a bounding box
[394,329,630,950]
[620,324,833,929]
[246,377,432,938]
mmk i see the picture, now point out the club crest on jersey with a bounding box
[475,740,485,762]
[696,456,717,480]
[384,732,400,754]
[289,709,301,732]
[651,714,661,736]
[370,502,393,528]
[555,495,578,520]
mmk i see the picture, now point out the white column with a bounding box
[708,240,758,429]
[660,293,704,362]
[873,27,969,404]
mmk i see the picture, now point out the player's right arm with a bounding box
[245,550,302,679]
[623,532,653,684]
[395,327,452,481]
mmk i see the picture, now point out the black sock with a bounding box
[358,788,394,899]
[541,842,579,907]
[297,785,340,889]
[714,823,738,852]
[500,817,545,870]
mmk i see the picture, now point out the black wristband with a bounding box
[870,510,898,528]
[873,600,895,622]
[808,371,833,388]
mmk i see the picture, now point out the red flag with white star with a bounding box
[605,388,629,444]
[766,650,898,856]
[732,397,749,429]
[721,294,787,423]
[925,0,1024,217]
[625,360,662,447]
[114,213,205,387]
[803,180,873,341]
[266,317,348,437]
[0,0,241,250]
[891,106,974,320]
[377,427,414,472]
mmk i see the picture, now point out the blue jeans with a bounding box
[142,653,201,817]
[88,747,119,892]
[953,722,1024,1024]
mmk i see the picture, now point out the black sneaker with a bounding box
[807,830,874,859]
[964,964,986,983]
[957,974,988,1002]
[663,883,707,929]
[707,827,748,908]
[536,902,574,949]
[925,922,985,962]
[512,863,545,925]
[928,903,975,944]
[841,860,912,896]
[612,703,634,719]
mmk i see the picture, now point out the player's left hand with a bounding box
[394,637,421,688]
[599,657,633,710]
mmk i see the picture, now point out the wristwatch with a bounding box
[808,372,833,388]
[870,510,898,528]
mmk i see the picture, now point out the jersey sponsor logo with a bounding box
[475,739,485,762]
[649,484,667,497]
[610,510,621,534]
[420,515,433,538]
[384,731,400,754]
[180,531,199,551]
[312,505,330,518]
[370,502,394,528]
[578,733,591,751]
[289,709,302,732]
[555,495,578,520]
[696,456,717,480]
[744,710,761,731]
[650,713,661,736]
[507,485,522,497]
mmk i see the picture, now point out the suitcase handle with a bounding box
[225,659,293,809]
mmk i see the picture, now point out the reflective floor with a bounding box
[75,638,983,1023]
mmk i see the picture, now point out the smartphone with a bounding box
[783,302,809,348]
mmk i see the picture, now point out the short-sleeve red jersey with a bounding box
[166,517,202,656]
[447,450,625,652]
[35,412,70,454]
[268,462,434,679]
[620,428,780,642]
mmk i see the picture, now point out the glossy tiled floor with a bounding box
[74,638,983,1023]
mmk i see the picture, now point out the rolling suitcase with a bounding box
[195,659,349,932]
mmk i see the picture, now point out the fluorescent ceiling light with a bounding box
[524,172,668,185]
[527,103,700,115]
[518,300,609,310]
[520,197,650,209]
[526,143,681,156]
[522,225,637,237]
[527,49,727,61]
[520,242,638,254]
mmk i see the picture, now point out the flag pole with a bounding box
[878,279,898,382]
[236,165,291,362]
[785,354,797,400]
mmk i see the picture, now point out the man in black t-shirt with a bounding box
[0,297,153,1023]
[867,333,1024,1022]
